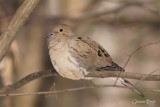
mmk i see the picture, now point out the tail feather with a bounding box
[96,61,144,97]
[120,78,145,98]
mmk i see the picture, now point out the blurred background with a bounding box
[0,0,160,107]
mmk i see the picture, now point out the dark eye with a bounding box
[59,28,63,32]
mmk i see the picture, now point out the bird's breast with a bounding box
[49,42,89,80]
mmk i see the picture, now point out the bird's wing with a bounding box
[68,36,145,97]
[68,36,124,71]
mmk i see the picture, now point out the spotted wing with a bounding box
[68,36,124,71]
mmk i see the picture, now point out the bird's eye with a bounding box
[59,28,63,32]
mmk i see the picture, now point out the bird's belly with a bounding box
[49,49,89,80]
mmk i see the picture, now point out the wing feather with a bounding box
[68,36,118,70]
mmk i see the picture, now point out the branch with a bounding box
[0,70,58,94]
[0,70,159,94]
[0,85,131,97]
[87,71,160,81]
[0,0,40,62]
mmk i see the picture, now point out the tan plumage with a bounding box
[47,24,144,97]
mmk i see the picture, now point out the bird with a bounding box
[47,24,144,97]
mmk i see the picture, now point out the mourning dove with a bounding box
[47,24,144,97]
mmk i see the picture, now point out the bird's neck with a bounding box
[48,35,72,50]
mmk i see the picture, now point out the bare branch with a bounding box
[87,71,160,81]
[0,85,128,97]
[0,70,159,95]
[104,0,158,4]
[0,70,58,94]
[0,0,40,62]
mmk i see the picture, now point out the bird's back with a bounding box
[68,36,124,71]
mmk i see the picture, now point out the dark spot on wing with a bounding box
[98,46,105,52]
[77,37,82,40]
[104,53,109,57]
[98,50,102,57]
[98,46,110,57]
[86,51,90,54]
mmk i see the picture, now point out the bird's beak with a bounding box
[47,32,55,38]
[47,32,56,45]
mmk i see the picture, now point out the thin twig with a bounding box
[124,41,160,68]
[114,41,160,87]
[0,85,130,97]
[113,71,123,86]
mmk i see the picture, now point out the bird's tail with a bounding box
[119,78,145,98]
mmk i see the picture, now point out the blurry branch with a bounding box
[104,0,158,4]
[48,1,160,28]
[81,3,130,23]
[0,0,40,62]
[82,0,100,12]
[0,70,58,94]
[72,1,160,26]
[153,90,160,92]
[135,67,160,85]
[0,70,160,95]
[0,85,129,97]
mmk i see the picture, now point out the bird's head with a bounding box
[47,24,74,39]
